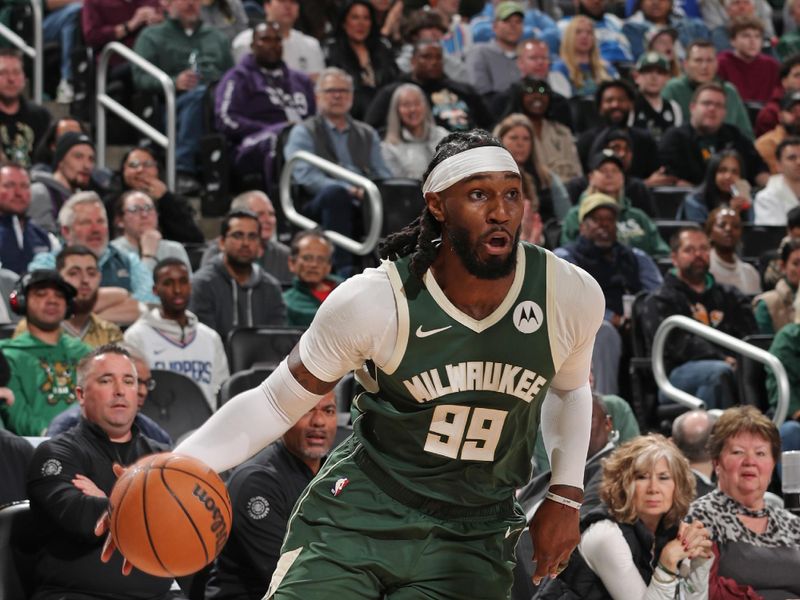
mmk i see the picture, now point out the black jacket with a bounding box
[534,507,677,600]
[578,124,660,180]
[363,74,493,133]
[205,441,316,600]
[26,418,170,600]
[658,123,768,186]
[640,272,757,372]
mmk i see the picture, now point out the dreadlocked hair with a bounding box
[378,129,504,280]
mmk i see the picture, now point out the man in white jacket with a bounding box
[124,257,229,410]
[755,137,800,225]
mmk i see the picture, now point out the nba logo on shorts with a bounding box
[331,477,350,497]
[513,301,543,334]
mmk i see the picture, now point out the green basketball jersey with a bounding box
[352,243,557,507]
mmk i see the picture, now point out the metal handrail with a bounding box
[279,150,383,255]
[0,0,43,103]
[652,315,790,425]
[95,42,176,190]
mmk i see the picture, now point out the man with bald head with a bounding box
[672,409,717,498]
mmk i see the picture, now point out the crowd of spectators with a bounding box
[2,0,800,598]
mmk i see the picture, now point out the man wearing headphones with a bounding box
[0,270,91,435]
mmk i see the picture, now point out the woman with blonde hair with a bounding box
[535,434,713,600]
[493,113,571,222]
[552,16,617,98]
[380,83,448,180]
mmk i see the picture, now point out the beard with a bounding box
[447,224,520,280]
[73,291,98,315]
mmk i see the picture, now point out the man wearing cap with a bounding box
[364,39,492,133]
[28,132,96,234]
[576,79,661,181]
[756,55,800,138]
[556,192,662,393]
[0,270,91,435]
[632,51,683,142]
[0,162,56,275]
[465,1,525,99]
[661,40,754,140]
[756,91,800,174]
[659,82,769,188]
[561,150,670,257]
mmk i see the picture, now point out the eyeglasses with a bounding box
[124,204,156,215]
[139,378,157,391]
[227,231,260,241]
[523,85,549,95]
[297,254,330,264]
[321,88,352,95]
[126,159,157,170]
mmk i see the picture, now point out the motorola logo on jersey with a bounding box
[513,301,543,334]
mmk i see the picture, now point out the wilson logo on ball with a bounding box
[192,484,229,554]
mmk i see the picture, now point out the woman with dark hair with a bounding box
[322,0,399,119]
[105,146,204,244]
[678,150,752,223]
[535,434,713,600]
[754,238,800,334]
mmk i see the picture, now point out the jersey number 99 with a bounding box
[424,405,507,462]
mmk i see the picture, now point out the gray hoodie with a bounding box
[28,171,72,234]
[189,254,286,341]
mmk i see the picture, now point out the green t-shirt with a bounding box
[353,244,557,506]
[0,332,91,435]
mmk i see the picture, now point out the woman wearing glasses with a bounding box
[106,146,204,244]
[111,190,191,271]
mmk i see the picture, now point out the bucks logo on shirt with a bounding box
[353,243,557,506]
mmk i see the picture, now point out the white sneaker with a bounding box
[56,79,74,104]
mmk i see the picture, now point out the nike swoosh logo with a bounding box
[415,325,452,338]
[153,348,167,355]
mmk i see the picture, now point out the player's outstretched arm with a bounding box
[175,345,337,473]
[529,382,592,584]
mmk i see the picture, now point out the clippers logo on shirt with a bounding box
[41,458,62,476]
[246,496,270,520]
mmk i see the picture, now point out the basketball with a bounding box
[108,453,232,578]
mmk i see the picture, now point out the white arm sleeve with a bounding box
[580,521,678,600]
[174,360,325,472]
[541,383,592,489]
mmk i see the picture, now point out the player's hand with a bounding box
[95,463,133,575]
[529,485,582,585]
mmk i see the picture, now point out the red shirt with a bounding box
[717,51,781,105]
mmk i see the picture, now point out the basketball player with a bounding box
[99,130,604,598]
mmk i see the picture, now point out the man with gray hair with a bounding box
[283,66,392,275]
[672,409,717,498]
[28,191,156,322]
[201,190,292,284]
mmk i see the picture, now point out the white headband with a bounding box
[422,146,520,194]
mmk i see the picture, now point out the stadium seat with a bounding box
[377,178,424,238]
[184,243,208,272]
[0,500,38,600]
[139,370,212,442]
[226,327,305,373]
[651,186,690,220]
[740,225,785,261]
[542,218,562,250]
[217,366,272,409]
[737,334,775,413]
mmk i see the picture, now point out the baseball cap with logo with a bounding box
[781,90,800,111]
[588,149,625,173]
[578,193,620,222]
[495,1,525,21]
[636,51,669,73]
